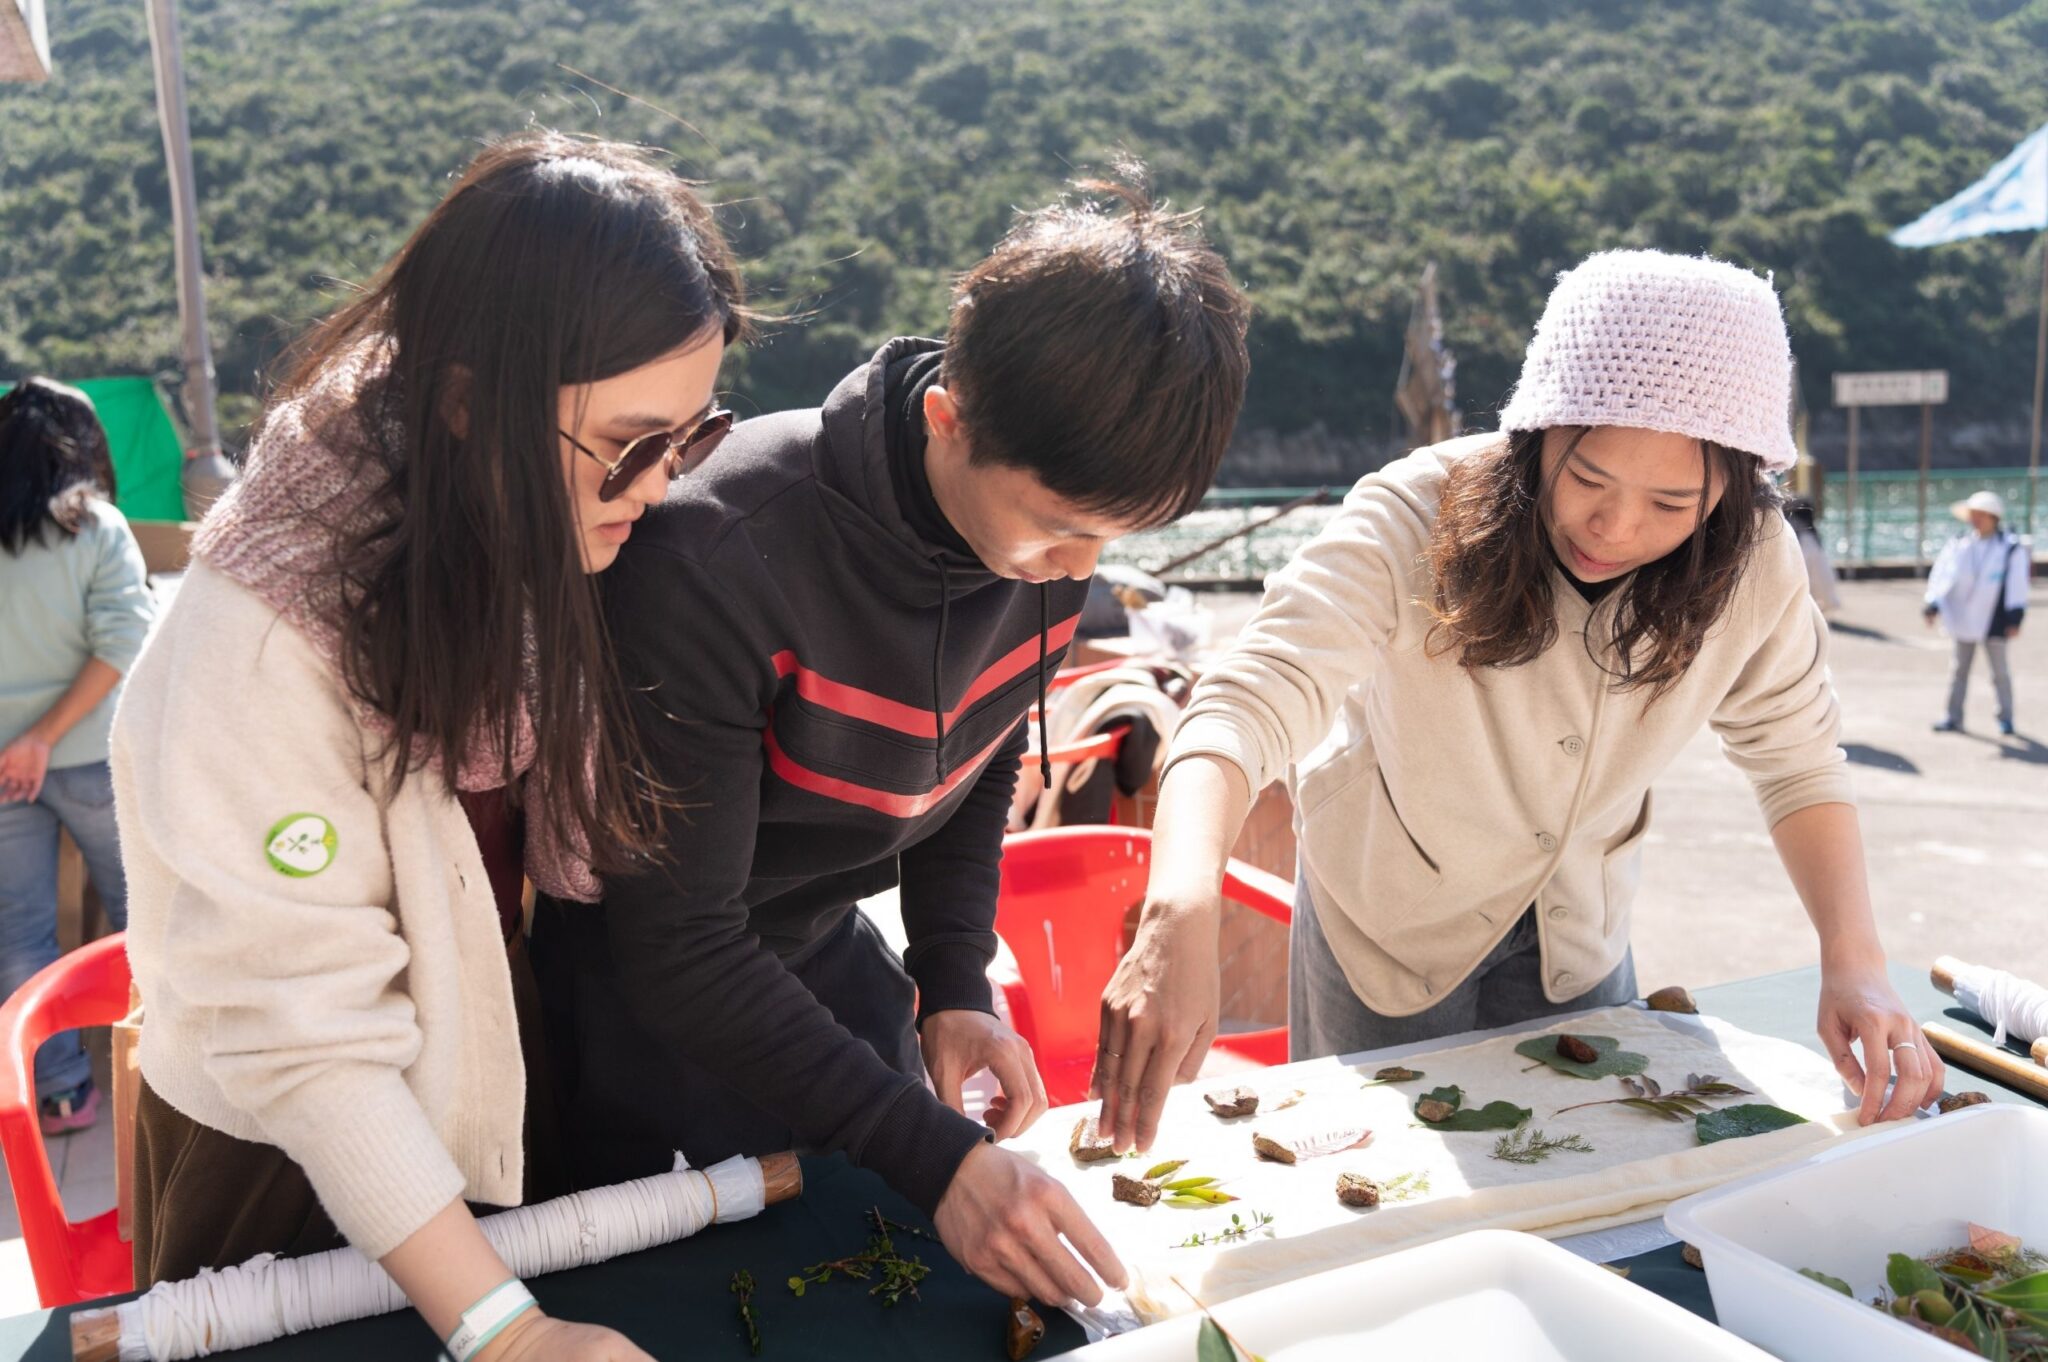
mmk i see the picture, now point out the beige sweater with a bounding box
[111,564,523,1258]
[1169,435,1853,1017]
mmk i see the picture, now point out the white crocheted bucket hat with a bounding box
[1497,250,1798,473]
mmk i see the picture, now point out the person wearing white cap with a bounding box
[1093,249,1946,1154]
[1924,489,2029,735]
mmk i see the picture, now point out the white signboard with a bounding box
[1832,370,1949,407]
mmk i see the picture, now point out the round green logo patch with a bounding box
[265,813,338,878]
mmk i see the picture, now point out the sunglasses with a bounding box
[562,406,734,502]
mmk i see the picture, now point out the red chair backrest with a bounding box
[0,933,135,1306]
[994,828,1292,1103]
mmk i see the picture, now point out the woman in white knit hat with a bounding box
[1091,249,1946,1152]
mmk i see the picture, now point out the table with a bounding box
[3,963,2037,1361]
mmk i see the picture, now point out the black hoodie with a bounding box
[540,338,1088,1215]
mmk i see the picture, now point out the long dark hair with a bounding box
[1427,428,1781,697]
[0,377,117,555]
[270,131,752,871]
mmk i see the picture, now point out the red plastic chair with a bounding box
[994,827,1293,1107]
[0,933,134,1306]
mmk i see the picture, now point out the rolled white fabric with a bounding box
[87,1153,770,1361]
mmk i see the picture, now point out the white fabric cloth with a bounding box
[1497,250,1798,471]
[1926,530,2029,643]
[1012,1005,1865,1326]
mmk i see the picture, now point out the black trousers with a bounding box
[529,901,923,1193]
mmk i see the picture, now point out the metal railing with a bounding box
[1102,469,2043,584]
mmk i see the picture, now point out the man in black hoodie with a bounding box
[532,175,1250,1306]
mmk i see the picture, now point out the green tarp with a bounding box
[1,375,187,522]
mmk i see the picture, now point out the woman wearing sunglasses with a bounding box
[111,132,747,1362]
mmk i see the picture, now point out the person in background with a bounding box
[1783,498,1841,615]
[1926,489,2028,736]
[0,376,154,1134]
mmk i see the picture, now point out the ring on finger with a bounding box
[1891,1041,1919,1052]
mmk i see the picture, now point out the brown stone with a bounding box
[1938,1090,1991,1114]
[1251,1133,1296,1165]
[1336,1172,1381,1207]
[1682,1242,1704,1270]
[1556,1034,1599,1064]
[1006,1298,1046,1360]
[1069,1115,1117,1162]
[1204,1085,1259,1119]
[1416,1097,1457,1124]
[1373,1066,1421,1082]
[1112,1173,1162,1206]
[1645,986,1699,1014]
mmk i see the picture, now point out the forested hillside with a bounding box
[2,0,2045,469]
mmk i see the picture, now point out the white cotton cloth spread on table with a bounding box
[1013,1006,1874,1325]
[102,1154,767,1362]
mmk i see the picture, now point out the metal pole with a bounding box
[144,0,234,515]
[2029,233,2046,536]
[1845,405,1860,566]
[1917,401,1932,568]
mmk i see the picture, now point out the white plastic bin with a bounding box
[1069,1229,1773,1360]
[1665,1103,2047,1362]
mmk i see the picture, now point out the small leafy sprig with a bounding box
[1490,1126,1596,1164]
[730,1269,762,1356]
[867,1206,935,1242]
[1173,1209,1276,1249]
[1554,1073,1752,1120]
[787,1227,930,1306]
[1380,1170,1431,1202]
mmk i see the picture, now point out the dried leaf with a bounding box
[1695,1103,1808,1144]
[1970,1224,2023,1258]
[1253,1125,1373,1162]
[1266,1088,1308,1113]
[1514,1033,1649,1079]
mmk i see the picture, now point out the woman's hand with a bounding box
[1093,899,1222,1153]
[1817,960,1947,1124]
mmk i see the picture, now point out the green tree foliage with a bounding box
[2,0,2044,451]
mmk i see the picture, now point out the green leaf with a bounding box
[1887,1252,1947,1298]
[1164,1176,1222,1191]
[1165,1186,1239,1206]
[1414,1083,1530,1130]
[1143,1160,1188,1181]
[1197,1316,1235,1362]
[1513,1034,1651,1079]
[1982,1269,2048,1313]
[1797,1268,1853,1296]
[1696,1104,1809,1144]
[787,1276,805,1297]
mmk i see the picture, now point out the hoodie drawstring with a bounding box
[932,556,951,783]
[1037,585,1052,792]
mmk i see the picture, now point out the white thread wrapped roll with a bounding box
[70,1152,801,1362]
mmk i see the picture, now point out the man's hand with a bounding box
[922,1009,1049,1141]
[933,1142,1126,1306]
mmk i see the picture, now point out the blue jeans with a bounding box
[0,761,130,1098]
[1288,875,1637,1061]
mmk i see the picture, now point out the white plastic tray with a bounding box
[1666,1103,2047,1362]
[1067,1229,1773,1360]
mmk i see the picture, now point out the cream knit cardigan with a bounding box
[111,564,523,1259]
[1168,435,1854,1017]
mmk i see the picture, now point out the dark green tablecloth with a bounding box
[5,962,2037,1359]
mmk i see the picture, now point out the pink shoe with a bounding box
[38,1079,100,1136]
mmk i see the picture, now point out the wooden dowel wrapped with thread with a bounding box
[1930,956,2048,1066]
[71,1151,801,1362]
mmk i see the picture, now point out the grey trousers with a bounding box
[1288,876,1638,1061]
[1946,637,2014,727]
